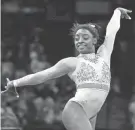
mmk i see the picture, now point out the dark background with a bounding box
[1,0,135,130]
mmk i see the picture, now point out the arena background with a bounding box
[1,0,135,130]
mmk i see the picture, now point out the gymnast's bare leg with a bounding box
[62,101,93,130]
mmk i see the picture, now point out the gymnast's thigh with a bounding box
[62,100,93,130]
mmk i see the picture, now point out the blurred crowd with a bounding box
[1,28,76,130]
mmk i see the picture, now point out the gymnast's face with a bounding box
[74,29,97,54]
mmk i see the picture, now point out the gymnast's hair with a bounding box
[70,22,105,52]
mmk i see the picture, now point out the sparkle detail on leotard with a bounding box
[72,54,111,86]
[76,62,98,82]
[78,54,99,64]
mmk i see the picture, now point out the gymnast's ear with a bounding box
[93,37,97,45]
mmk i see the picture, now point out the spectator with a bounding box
[15,99,28,126]
[1,61,15,90]
[2,62,15,79]
[1,94,20,129]
[129,85,135,130]
[43,97,55,124]
[111,76,121,94]
[29,48,51,73]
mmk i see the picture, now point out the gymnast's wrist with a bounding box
[114,8,122,19]
[114,8,121,14]
[13,80,18,87]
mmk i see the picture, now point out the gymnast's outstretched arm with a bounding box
[97,7,132,63]
[5,57,75,88]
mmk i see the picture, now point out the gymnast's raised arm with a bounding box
[5,57,76,88]
[97,7,132,63]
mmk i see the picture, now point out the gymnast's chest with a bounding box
[73,56,110,79]
[78,58,103,75]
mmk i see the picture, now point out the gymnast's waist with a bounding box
[77,83,110,92]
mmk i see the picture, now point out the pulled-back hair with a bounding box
[71,22,100,39]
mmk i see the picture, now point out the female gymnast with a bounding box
[5,7,132,130]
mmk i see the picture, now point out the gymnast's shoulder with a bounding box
[57,57,78,71]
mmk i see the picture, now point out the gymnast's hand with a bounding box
[5,78,14,90]
[3,78,19,98]
[117,7,132,19]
